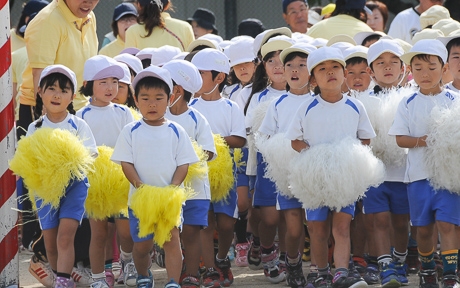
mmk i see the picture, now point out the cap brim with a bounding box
[115,11,137,21]
[344,51,367,61]
[400,52,421,65]
[437,34,460,47]
[231,56,256,67]
[308,58,346,74]
[132,70,173,92]
[261,40,292,58]
[280,47,312,64]
[258,27,292,52]
[187,39,218,52]
[40,67,78,94]
[91,66,125,81]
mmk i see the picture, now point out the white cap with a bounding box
[162,59,203,94]
[412,29,444,44]
[219,40,233,51]
[401,39,448,64]
[118,62,131,85]
[187,38,220,52]
[136,48,156,61]
[226,38,256,67]
[172,52,189,61]
[310,37,328,48]
[150,45,182,67]
[132,65,173,93]
[199,33,224,44]
[308,9,322,26]
[253,27,292,55]
[367,39,404,66]
[261,35,295,59]
[230,35,254,42]
[329,42,355,54]
[326,34,356,47]
[353,31,386,46]
[291,32,314,44]
[279,42,317,65]
[307,46,345,74]
[83,55,125,81]
[343,45,369,62]
[420,5,450,29]
[191,48,230,74]
[432,19,460,38]
[39,64,78,94]
[114,53,143,75]
[120,47,140,56]
[437,29,460,47]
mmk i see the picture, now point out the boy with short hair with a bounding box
[344,46,372,93]
[439,31,460,93]
[390,39,460,288]
[190,48,246,288]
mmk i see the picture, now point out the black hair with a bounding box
[410,54,445,66]
[283,52,309,92]
[171,80,193,103]
[362,34,382,46]
[15,14,27,38]
[184,50,199,62]
[138,1,165,38]
[190,45,212,52]
[141,59,151,69]
[331,0,367,22]
[124,83,137,108]
[210,70,227,93]
[446,38,460,59]
[112,14,137,38]
[79,81,94,97]
[134,76,171,100]
[227,69,240,86]
[346,56,368,67]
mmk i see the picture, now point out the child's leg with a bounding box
[283,208,304,259]
[417,223,436,269]
[56,218,79,274]
[373,211,393,265]
[437,221,458,275]
[215,213,236,260]
[42,227,59,271]
[115,218,134,257]
[163,227,182,282]
[391,213,410,260]
[308,219,331,269]
[89,218,109,275]
[182,224,202,276]
[331,212,352,270]
[201,211,216,269]
[132,240,154,277]
[258,206,279,249]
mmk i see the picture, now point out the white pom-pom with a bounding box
[351,90,381,132]
[256,133,297,197]
[251,100,272,135]
[289,137,385,209]
[425,98,460,194]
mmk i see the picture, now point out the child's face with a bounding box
[411,55,446,95]
[233,62,256,86]
[312,60,346,92]
[264,51,285,85]
[369,52,403,88]
[196,70,221,95]
[65,0,99,18]
[117,15,137,41]
[448,45,460,81]
[284,55,309,92]
[92,77,119,106]
[112,82,129,105]
[39,80,75,116]
[346,62,372,92]
[135,86,169,126]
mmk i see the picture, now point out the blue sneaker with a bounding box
[136,271,153,288]
[363,264,379,285]
[391,262,409,286]
[380,264,401,288]
[164,279,180,288]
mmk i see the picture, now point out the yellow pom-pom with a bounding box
[130,185,193,247]
[129,107,142,120]
[233,148,246,168]
[208,134,234,203]
[9,128,94,209]
[184,141,208,187]
[85,146,130,219]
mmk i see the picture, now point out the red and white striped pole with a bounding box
[0,0,19,286]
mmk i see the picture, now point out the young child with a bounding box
[344,46,372,93]
[26,64,98,288]
[286,46,374,288]
[163,59,216,287]
[111,65,199,288]
[440,31,460,93]
[389,39,460,288]
[76,55,135,288]
[190,48,246,287]
[113,53,143,110]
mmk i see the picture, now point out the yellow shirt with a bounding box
[10,29,26,52]
[12,47,28,120]
[20,0,98,110]
[307,15,373,40]
[99,36,125,58]
[124,12,194,52]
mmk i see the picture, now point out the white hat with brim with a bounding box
[420,5,450,29]
[412,29,444,45]
[118,62,131,85]
[433,19,460,37]
[162,59,203,94]
[187,39,220,53]
[310,38,328,48]
[39,64,78,94]
[132,65,173,93]
[343,45,368,62]
[327,34,356,47]
[400,39,448,65]
[261,35,295,59]
[353,31,386,46]
[437,29,460,47]
[151,45,182,67]
[307,46,345,74]
[226,38,256,67]
[367,39,404,66]
[279,42,317,64]
[114,53,143,75]
[83,55,125,81]
[253,27,292,55]
[191,48,231,74]
[136,48,157,61]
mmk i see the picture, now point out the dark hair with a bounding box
[141,59,151,69]
[346,56,368,67]
[227,69,240,86]
[331,0,367,22]
[446,38,460,59]
[310,62,345,95]
[283,52,308,92]
[124,83,136,108]
[365,1,389,29]
[362,34,382,47]
[184,50,199,62]
[171,80,193,102]
[138,2,165,38]
[210,70,227,93]
[15,14,28,38]
[79,81,94,97]
[134,77,171,100]
[112,14,137,38]
[190,45,212,52]
[410,54,444,66]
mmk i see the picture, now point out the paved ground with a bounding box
[18,251,422,288]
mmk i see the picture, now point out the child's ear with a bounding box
[309,75,317,87]
[443,63,449,75]
[343,68,348,78]
[215,72,226,84]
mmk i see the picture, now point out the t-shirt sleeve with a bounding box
[356,101,376,139]
[77,121,98,157]
[230,104,247,139]
[285,103,305,141]
[389,98,410,136]
[25,17,60,68]
[111,126,134,164]
[196,113,217,157]
[175,127,200,166]
[258,100,277,136]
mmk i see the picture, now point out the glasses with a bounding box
[287,7,308,17]
[119,16,137,24]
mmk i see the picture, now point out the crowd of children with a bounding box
[10,1,460,288]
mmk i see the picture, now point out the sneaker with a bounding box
[89,279,110,288]
[201,268,221,288]
[181,275,200,288]
[441,273,460,288]
[419,269,439,288]
[235,242,249,267]
[363,263,379,285]
[303,236,311,262]
[215,257,234,287]
[124,260,138,287]
[227,245,235,261]
[379,263,401,288]
[314,273,333,288]
[136,272,153,288]
[391,262,409,286]
[306,272,318,288]
[164,279,180,288]
[29,254,55,287]
[332,273,368,288]
[261,248,285,283]
[279,252,287,275]
[112,261,121,275]
[105,270,115,288]
[434,253,444,280]
[406,247,421,274]
[117,259,125,284]
[353,256,368,276]
[71,262,92,286]
[247,240,263,270]
[55,277,76,288]
[286,257,307,288]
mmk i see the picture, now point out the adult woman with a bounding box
[366,1,388,32]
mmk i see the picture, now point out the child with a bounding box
[28,64,98,288]
[365,39,411,287]
[286,46,374,288]
[389,39,460,288]
[114,53,143,118]
[163,59,216,287]
[190,48,246,287]
[344,46,372,93]
[111,65,199,288]
[76,55,135,288]
[440,31,460,93]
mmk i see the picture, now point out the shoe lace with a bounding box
[125,262,137,276]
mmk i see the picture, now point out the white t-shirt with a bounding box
[285,95,376,145]
[446,82,460,93]
[389,90,457,183]
[259,92,312,136]
[166,107,216,200]
[388,7,420,43]
[27,113,98,157]
[189,97,246,139]
[76,103,135,147]
[222,83,241,100]
[111,119,199,203]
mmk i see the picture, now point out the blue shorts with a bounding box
[249,175,256,192]
[253,152,277,207]
[183,199,210,228]
[36,178,89,230]
[306,203,356,222]
[128,208,154,243]
[210,188,239,219]
[236,147,249,187]
[362,181,409,214]
[276,193,303,211]
[407,179,460,227]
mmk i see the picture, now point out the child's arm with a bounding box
[171,164,189,186]
[395,135,427,148]
[291,139,309,153]
[121,162,143,188]
[223,135,246,149]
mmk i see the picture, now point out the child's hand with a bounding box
[291,139,309,153]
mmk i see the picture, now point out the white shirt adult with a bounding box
[387,7,421,43]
